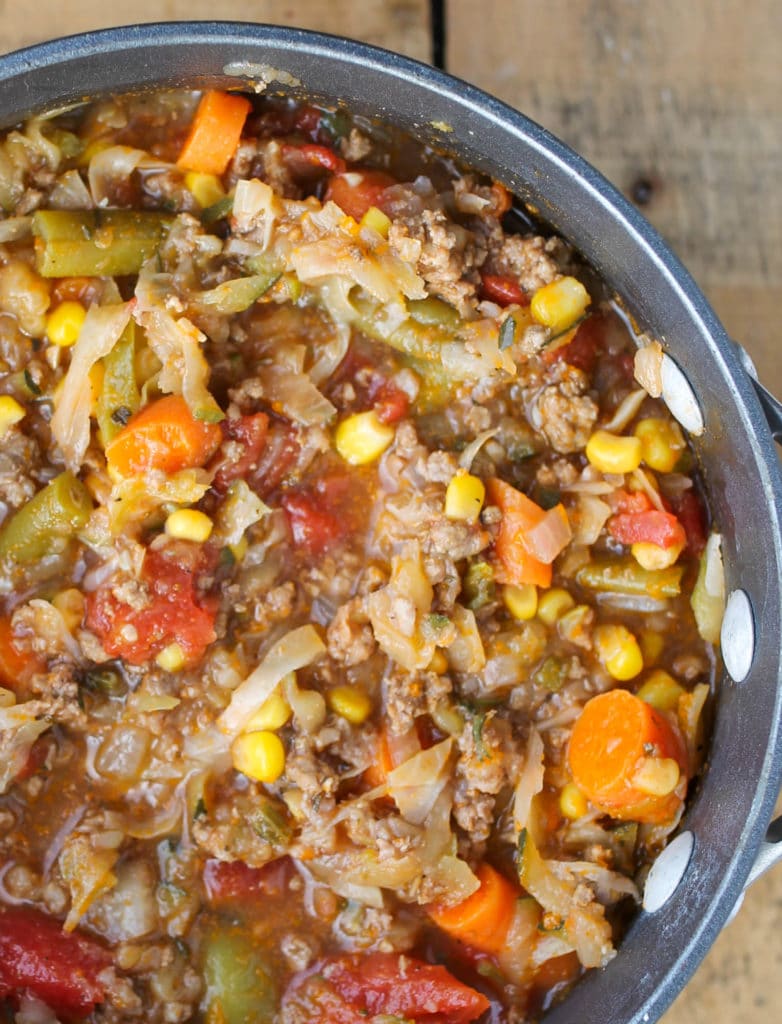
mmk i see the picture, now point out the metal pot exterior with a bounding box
[1,23,780,1024]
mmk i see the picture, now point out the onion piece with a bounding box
[447,604,485,673]
[458,429,498,471]
[572,493,612,546]
[386,739,453,825]
[690,533,725,644]
[523,504,572,564]
[634,338,663,397]
[0,216,31,242]
[601,389,647,433]
[218,625,326,738]
[0,707,51,795]
[51,302,132,471]
[547,859,640,904]
[257,362,336,426]
[233,178,281,247]
[60,833,118,931]
[513,728,545,833]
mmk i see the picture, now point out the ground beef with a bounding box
[486,233,562,296]
[453,712,518,845]
[339,128,372,163]
[532,364,599,454]
[0,427,41,516]
[327,597,376,666]
[388,206,485,316]
[383,666,452,736]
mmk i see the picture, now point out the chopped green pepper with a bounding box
[0,471,93,565]
[202,926,277,1024]
[247,796,293,845]
[575,556,683,600]
[32,209,173,278]
[533,655,568,692]
[463,561,496,610]
[96,320,141,444]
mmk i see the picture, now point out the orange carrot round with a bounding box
[0,616,44,691]
[176,90,252,176]
[567,689,688,824]
[105,395,222,478]
[428,862,518,956]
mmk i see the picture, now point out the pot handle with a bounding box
[732,342,782,441]
[744,815,782,890]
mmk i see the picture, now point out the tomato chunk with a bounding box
[211,412,270,492]
[204,857,293,908]
[282,953,490,1024]
[0,906,110,1018]
[669,488,707,557]
[324,169,397,220]
[608,509,686,550]
[282,491,344,556]
[85,545,217,666]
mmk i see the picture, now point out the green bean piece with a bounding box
[352,296,456,365]
[195,272,281,315]
[0,472,93,565]
[200,194,234,225]
[32,209,173,278]
[96,320,141,445]
[408,296,461,330]
[202,926,277,1024]
[247,796,293,845]
[534,655,568,692]
[463,561,496,611]
[575,556,683,600]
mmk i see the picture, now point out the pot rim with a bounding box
[1,21,780,1024]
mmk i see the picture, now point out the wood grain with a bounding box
[0,0,431,63]
[448,4,782,1022]
[447,0,782,393]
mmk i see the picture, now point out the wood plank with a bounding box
[447,0,782,394]
[0,0,431,63]
[448,5,782,1023]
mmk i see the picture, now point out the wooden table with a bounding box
[2,2,780,1020]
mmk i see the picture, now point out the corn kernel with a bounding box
[184,171,226,209]
[52,588,85,634]
[231,730,286,783]
[335,410,395,466]
[530,275,590,335]
[594,623,643,681]
[327,684,372,725]
[631,540,684,571]
[585,430,643,475]
[360,205,392,237]
[229,536,248,563]
[431,699,465,736]
[156,642,186,672]
[503,583,538,621]
[0,395,25,437]
[633,756,681,797]
[444,471,485,523]
[637,669,685,712]
[165,509,214,543]
[46,301,86,348]
[560,782,588,820]
[634,417,686,474]
[428,650,449,675]
[639,628,664,667]
[247,692,292,732]
[537,587,575,627]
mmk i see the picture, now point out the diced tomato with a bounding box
[479,273,527,307]
[608,509,686,550]
[282,491,344,557]
[546,314,601,374]
[246,422,301,499]
[204,857,293,907]
[324,169,397,220]
[0,906,110,1018]
[85,544,217,667]
[370,379,409,424]
[607,488,654,516]
[669,488,707,557]
[283,143,347,178]
[0,616,44,692]
[292,105,324,139]
[211,412,269,492]
[51,276,103,307]
[282,953,490,1024]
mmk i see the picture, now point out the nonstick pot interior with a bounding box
[1,22,780,1024]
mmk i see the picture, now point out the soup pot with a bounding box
[0,21,780,1024]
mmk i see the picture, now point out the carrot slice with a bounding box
[567,689,688,824]
[428,862,518,955]
[105,395,223,478]
[486,477,553,588]
[176,90,252,175]
[0,617,44,691]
